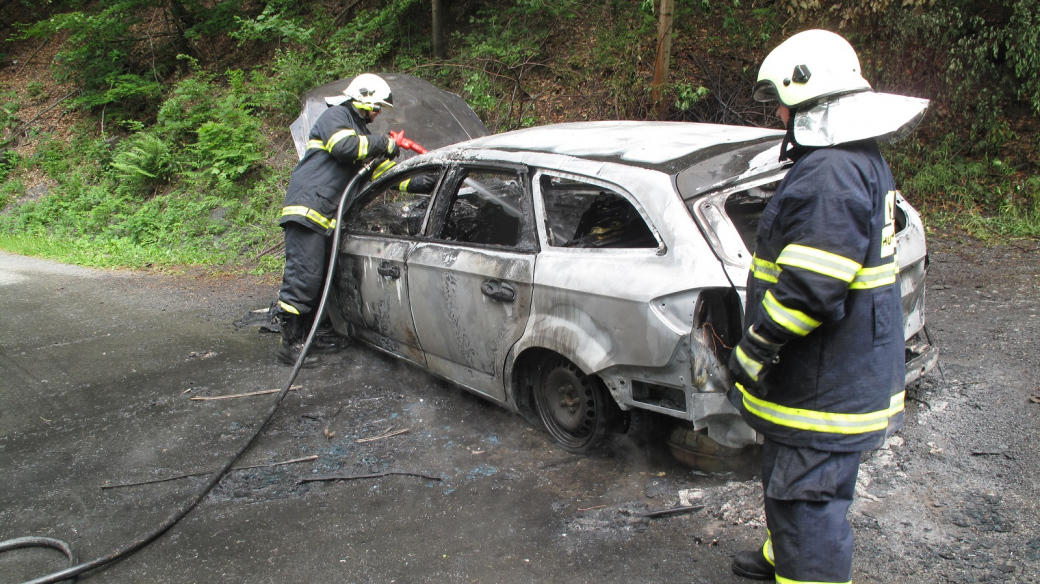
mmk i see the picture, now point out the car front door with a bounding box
[332,167,442,366]
[406,165,537,401]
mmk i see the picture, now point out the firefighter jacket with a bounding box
[280,102,397,234]
[728,139,906,452]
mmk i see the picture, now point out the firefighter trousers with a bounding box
[761,437,861,584]
[277,222,333,317]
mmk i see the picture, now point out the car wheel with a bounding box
[533,356,620,453]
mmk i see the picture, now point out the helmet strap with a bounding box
[779,108,810,162]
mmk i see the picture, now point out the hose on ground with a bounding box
[0,158,379,584]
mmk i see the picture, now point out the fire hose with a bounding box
[0,132,430,584]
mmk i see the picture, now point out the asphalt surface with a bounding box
[2,241,1039,584]
[0,252,756,583]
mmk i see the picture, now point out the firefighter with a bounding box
[275,73,402,366]
[726,30,928,582]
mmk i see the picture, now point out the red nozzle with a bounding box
[390,130,428,154]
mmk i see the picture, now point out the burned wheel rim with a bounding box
[533,357,611,452]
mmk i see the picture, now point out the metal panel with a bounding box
[514,169,731,376]
[407,243,534,401]
[333,236,425,365]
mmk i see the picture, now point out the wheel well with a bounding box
[511,347,557,429]
[511,348,627,442]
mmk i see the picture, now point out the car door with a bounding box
[332,167,443,365]
[406,165,537,401]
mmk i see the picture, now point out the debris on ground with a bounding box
[189,385,302,401]
[186,350,217,360]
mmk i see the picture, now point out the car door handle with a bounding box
[377,262,401,280]
[481,280,515,302]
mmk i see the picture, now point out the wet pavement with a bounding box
[0,252,760,583]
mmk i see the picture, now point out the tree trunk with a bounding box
[165,0,196,58]
[651,0,675,119]
[431,0,446,59]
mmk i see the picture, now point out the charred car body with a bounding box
[292,76,938,461]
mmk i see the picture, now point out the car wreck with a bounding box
[291,75,939,466]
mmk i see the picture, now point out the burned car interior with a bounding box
[440,170,526,247]
[539,175,658,249]
[349,169,442,237]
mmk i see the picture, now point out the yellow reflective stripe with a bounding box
[372,159,396,179]
[751,255,780,283]
[763,290,821,337]
[278,300,300,315]
[281,205,337,230]
[777,244,861,283]
[398,178,412,192]
[889,390,905,416]
[356,136,369,160]
[737,384,894,434]
[353,102,375,111]
[775,577,850,584]
[306,139,325,150]
[735,345,764,382]
[763,535,775,566]
[849,261,898,289]
[754,254,896,290]
[326,129,357,151]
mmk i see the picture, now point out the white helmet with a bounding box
[753,29,871,108]
[339,73,394,111]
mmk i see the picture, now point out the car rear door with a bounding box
[405,165,537,401]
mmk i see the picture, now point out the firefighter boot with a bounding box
[732,549,775,580]
[309,318,350,354]
[277,312,319,367]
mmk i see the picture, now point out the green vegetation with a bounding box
[0,0,1037,273]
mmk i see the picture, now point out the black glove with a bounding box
[727,326,782,396]
[384,134,400,159]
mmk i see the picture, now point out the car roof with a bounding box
[454,121,785,175]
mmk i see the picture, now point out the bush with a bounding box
[110,131,174,192]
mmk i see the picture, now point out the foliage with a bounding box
[231,5,315,45]
[2,0,1038,275]
[110,131,174,188]
[15,0,166,114]
[886,136,1040,239]
[673,83,710,113]
[0,90,20,133]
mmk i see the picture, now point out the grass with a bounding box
[0,232,281,270]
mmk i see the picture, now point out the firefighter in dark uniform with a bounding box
[726,30,929,582]
[276,73,428,365]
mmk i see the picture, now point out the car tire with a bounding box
[532,356,622,453]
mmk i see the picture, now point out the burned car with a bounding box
[292,77,938,462]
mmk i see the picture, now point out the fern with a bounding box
[111,132,173,190]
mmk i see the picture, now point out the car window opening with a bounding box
[540,175,657,249]
[723,182,779,255]
[722,181,910,256]
[440,170,525,247]
[348,172,439,237]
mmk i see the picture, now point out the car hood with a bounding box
[289,73,490,161]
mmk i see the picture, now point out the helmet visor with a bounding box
[752,80,779,103]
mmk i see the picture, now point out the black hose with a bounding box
[0,159,379,584]
[0,537,78,583]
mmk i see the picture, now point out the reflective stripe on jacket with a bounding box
[729,139,906,452]
[280,102,395,234]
